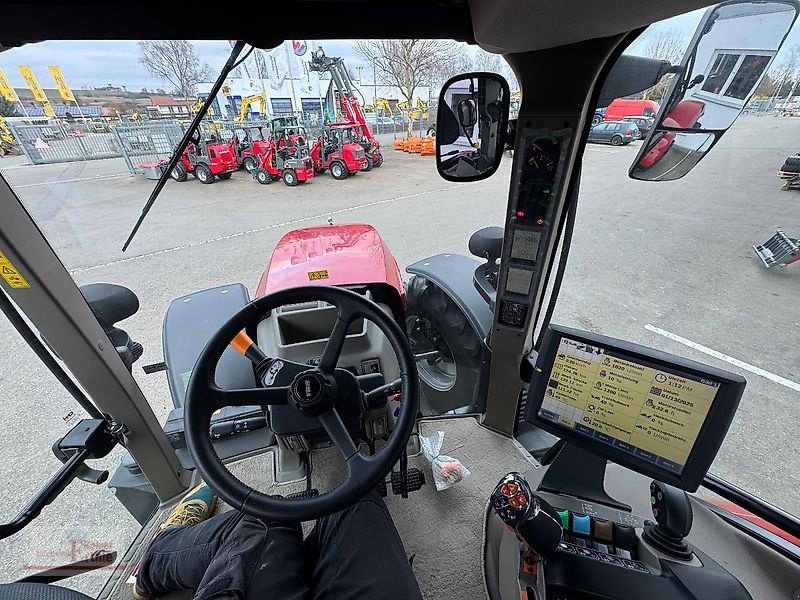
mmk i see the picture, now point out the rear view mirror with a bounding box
[631,0,799,181]
[456,99,478,128]
[437,73,510,182]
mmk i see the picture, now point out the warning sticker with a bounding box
[0,251,29,288]
[308,269,329,281]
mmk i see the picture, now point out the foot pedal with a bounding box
[391,468,426,495]
[286,488,319,501]
[376,479,388,498]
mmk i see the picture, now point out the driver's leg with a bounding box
[193,518,310,600]
[139,513,310,599]
[306,490,423,600]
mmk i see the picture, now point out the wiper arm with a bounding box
[122,40,248,252]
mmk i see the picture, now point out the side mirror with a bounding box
[436,72,510,182]
[631,0,799,181]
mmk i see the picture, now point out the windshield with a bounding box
[1,27,799,590]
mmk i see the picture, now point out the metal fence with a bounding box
[9,122,122,165]
[113,121,187,176]
[7,112,436,171]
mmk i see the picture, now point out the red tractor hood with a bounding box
[256,223,405,304]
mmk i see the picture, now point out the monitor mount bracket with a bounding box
[539,442,632,512]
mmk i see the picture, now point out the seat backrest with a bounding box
[0,583,93,600]
[468,226,504,263]
[80,283,139,332]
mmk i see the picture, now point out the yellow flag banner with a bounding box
[0,68,19,102]
[41,101,56,118]
[18,66,48,102]
[48,65,76,102]
[19,66,56,118]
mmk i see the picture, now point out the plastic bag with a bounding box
[419,430,471,491]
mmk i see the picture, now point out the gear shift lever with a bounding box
[642,480,693,560]
[490,473,563,558]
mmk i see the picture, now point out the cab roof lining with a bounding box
[1,0,718,54]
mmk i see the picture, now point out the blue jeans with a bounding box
[137,491,422,600]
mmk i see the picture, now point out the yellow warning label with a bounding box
[0,251,29,288]
[307,269,329,281]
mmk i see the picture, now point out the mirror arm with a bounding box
[596,55,674,107]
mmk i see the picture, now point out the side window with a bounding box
[611,123,621,131]
[702,53,740,94]
[724,55,771,100]
[697,51,774,105]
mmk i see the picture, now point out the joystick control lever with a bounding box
[491,472,563,558]
[642,480,693,560]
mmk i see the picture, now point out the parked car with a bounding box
[620,116,654,139]
[588,121,639,145]
[604,98,659,121]
[365,114,394,126]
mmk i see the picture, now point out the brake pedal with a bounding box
[391,468,426,495]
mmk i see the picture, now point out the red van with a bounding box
[604,98,659,122]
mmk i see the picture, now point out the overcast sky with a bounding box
[1,9,798,92]
[0,40,366,91]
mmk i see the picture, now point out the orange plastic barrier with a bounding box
[408,138,424,153]
[402,137,419,152]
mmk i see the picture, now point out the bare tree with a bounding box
[354,39,459,103]
[643,28,687,63]
[430,45,474,91]
[640,28,688,102]
[473,49,519,90]
[754,72,778,98]
[771,44,800,100]
[0,97,19,117]
[138,40,212,99]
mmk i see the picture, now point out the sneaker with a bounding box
[159,483,217,532]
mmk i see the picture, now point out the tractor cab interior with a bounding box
[1,1,800,599]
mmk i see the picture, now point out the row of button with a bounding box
[561,532,632,560]
[557,542,649,573]
[556,510,638,550]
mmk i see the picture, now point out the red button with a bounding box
[514,493,528,507]
[508,495,522,508]
[507,482,520,495]
[500,484,511,496]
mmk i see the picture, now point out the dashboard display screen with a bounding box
[527,325,746,490]
[538,336,720,474]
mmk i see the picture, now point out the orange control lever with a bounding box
[230,330,268,365]
[231,330,255,355]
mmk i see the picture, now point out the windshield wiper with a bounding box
[122,40,249,252]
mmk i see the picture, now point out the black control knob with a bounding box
[642,481,693,560]
[490,472,563,558]
[650,481,693,537]
[612,523,639,551]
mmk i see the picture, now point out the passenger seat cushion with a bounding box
[0,582,93,600]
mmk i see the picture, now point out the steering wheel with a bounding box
[184,286,419,522]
